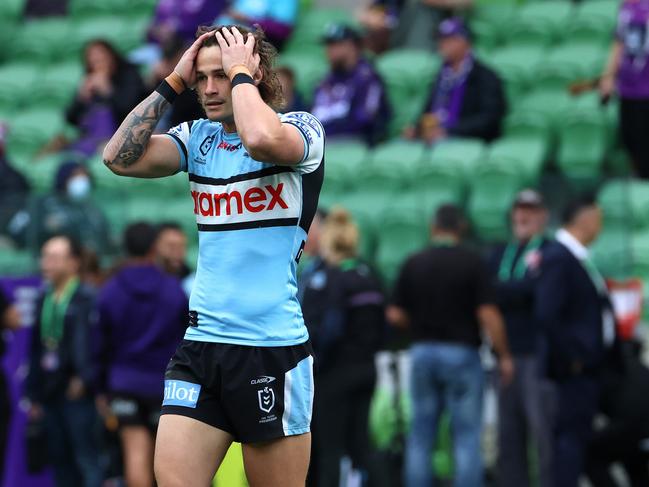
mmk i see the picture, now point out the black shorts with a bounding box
[109,394,161,432]
[160,339,315,444]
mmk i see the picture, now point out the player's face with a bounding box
[195,46,234,123]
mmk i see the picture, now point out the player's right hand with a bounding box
[174,31,215,89]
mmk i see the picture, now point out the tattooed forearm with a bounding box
[103,92,170,169]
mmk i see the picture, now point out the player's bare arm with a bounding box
[216,27,305,165]
[103,31,214,178]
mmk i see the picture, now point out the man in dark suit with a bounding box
[536,195,615,487]
[403,17,507,143]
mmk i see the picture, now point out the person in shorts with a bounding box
[102,23,324,486]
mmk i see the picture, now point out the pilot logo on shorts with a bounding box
[258,386,275,413]
[163,380,201,408]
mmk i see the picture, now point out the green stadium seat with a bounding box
[555,105,608,181]
[504,110,553,145]
[590,227,632,279]
[359,140,426,191]
[0,247,37,275]
[473,0,518,27]
[470,19,501,51]
[571,0,618,44]
[34,61,84,109]
[429,138,486,178]
[599,179,649,230]
[487,135,547,185]
[7,109,65,156]
[0,0,25,22]
[8,18,75,63]
[0,62,38,109]
[69,16,127,55]
[375,209,429,284]
[486,45,546,103]
[630,230,649,279]
[506,1,575,46]
[467,165,523,242]
[277,53,328,104]
[323,141,369,193]
[535,42,607,93]
[517,90,574,138]
[284,8,352,51]
[21,153,68,194]
[416,151,466,205]
[376,49,441,135]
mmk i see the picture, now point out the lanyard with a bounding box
[40,278,79,349]
[498,235,543,282]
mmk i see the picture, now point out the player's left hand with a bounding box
[215,27,261,80]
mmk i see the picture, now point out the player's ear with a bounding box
[253,67,263,84]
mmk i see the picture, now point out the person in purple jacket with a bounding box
[311,23,391,146]
[600,0,649,179]
[94,222,188,487]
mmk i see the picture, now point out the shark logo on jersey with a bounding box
[199,135,215,156]
[258,387,275,413]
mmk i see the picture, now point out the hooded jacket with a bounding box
[94,264,188,399]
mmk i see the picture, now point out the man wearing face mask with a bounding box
[311,23,391,145]
[21,162,112,255]
[488,189,554,487]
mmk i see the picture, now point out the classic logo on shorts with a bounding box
[258,386,275,413]
[163,380,201,408]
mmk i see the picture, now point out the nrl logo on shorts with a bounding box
[258,386,275,413]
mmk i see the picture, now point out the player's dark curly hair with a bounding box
[196,24,285,109]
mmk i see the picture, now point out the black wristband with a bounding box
[156,79,179,104]
[231,73,255,89]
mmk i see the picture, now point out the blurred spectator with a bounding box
[311,208,386,486]
[586,340,649,487]
[392,0,473,51]
[535,195,614,487]
[0,124,30,242]
[489,190,553,487]
[148,35,205,132]
[311,24,391,146]
[0,287,21,482]
[94,222,187,487]
[131,0,226,65]
[24,235,103,487]
[13,162,112,255]
[600,0,649,178]
[358,0,406,55]
[387,204,513,487]
[66,40,146,157]
[155,222,191,279]
[277,66,307,113]
[216,0,298,48]
[404,18,506,143]
[298,208,327,304]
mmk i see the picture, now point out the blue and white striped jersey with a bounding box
[165,112,325,346]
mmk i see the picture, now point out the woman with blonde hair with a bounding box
[313,206,386,486]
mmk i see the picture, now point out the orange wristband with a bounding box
[228,64,252,81]
[165,71,186,94]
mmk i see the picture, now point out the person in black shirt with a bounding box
[387,204,513,487]
[0,287,21,482]
[489,189,554,487]
[311,207,386,487]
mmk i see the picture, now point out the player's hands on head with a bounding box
[215,27,261,80]
[174,30,215,88]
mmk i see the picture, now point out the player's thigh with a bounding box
[242,433,311,487]
[120,425,154,487]
[154,414,233,487]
